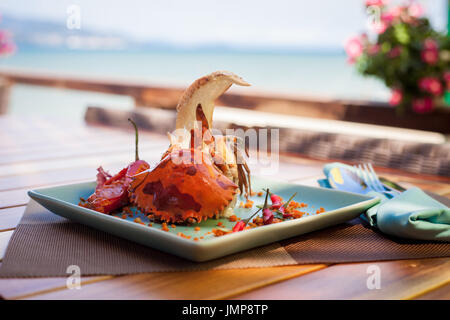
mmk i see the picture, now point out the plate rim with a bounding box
[27,177,380,247]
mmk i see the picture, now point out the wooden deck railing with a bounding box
[0,68,449,133]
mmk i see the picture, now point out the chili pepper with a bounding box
[262,188,282,209]
[263,208,274,225]
[275,206,291,218]
[270,194,283,209]
[232,220,246,232]
[232,188,270,232]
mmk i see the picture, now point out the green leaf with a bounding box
[394,23,410,45]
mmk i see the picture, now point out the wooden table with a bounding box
[0,115,449,300]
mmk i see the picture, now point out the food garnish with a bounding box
[232,188,270,232]
[129,71,252,224]
[212,189,322,237]
[78,72,324,240]
[79,119,150,213]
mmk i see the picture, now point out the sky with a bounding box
[0,0,447,49]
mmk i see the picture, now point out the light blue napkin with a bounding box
[318,163,450,242]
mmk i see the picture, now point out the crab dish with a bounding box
[81,71,252,224]
[130,71,252,223]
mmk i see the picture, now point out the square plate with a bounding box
[28,176,379,262]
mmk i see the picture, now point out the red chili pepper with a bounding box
[233,189,271,232]
[232,220,246,232]
[271,194,282,203]
[270,194,282,209]
[263,208,274,225]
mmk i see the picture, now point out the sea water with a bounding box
[0,50,390,121]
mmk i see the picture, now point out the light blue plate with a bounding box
[28,176,380,262]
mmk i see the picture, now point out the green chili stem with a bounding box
[128,118,139,161]
[243,188,270,225]
[284,192,298,209]
[243,208,261,225]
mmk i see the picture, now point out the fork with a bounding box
[353,163,400,198]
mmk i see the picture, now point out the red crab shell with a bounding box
[129,148,238,223]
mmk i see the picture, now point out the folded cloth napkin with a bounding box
[318,162,450,242]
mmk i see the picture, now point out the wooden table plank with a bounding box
[0,134,134,156]
[0,230,13,261]
[232,258,450,300]
[0,165,123,192]
[380,173,450,196]
[0,130,143,152]
[0,206,25,231]
[282,152,450,185]
[0,150,161,178]
[23,265,325,300]
[0,121,137,149]
[0,143,167,166]
[0,186,54,209]
[416,283,450,300]
[0,276,114,300]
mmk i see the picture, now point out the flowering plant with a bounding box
[0,14,15,57]
[345,1,449,114]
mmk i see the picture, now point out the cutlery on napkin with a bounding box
[318,162,450,242]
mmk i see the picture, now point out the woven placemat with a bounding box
[0,200,449,277]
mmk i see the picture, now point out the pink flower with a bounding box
[408,2,424,18]
[412,97,434,113]
[419,77,443,96]
[429,81,443,96]
[365,0,386,6]
[389,89,403,106]
[421,38,439,65]
[443,71,450,82]
[421,49,439,65]
[381,12,395,24]
[424,38,438,50]
[0,29,16,56]
[418,77,432,91]
[345,37,363,63]
[443,71,450,90]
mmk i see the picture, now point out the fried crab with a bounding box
[129,71,252,223]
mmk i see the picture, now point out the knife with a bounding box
[379,177,406,192]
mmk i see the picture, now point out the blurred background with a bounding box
[0,0,447,121]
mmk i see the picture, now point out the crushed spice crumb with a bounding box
[134,217,142,224]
